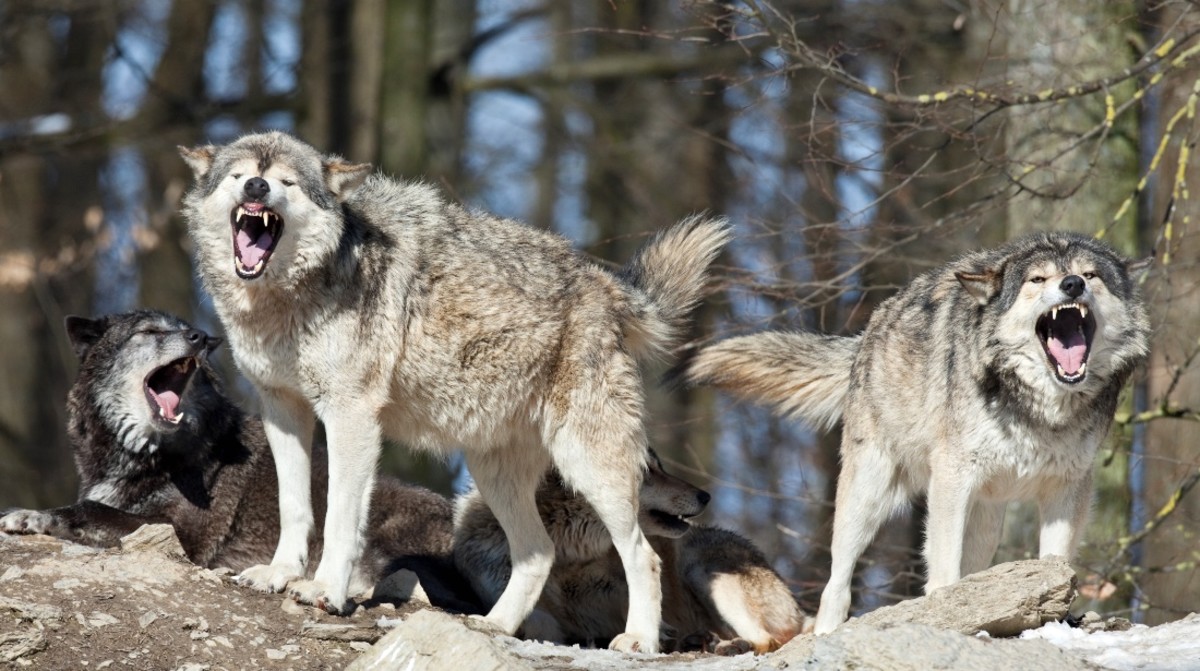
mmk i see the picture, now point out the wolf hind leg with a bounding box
[466,446,556,637]
[550,419,662,654]
[238,389,314,594]
[814,446,907,635]
[960,500,1006,577]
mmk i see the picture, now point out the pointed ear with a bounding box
[179,145,216,179]
[1126,255,1154,277]
[324,159,371,200]
[64,316,105,361]
[955,270,1000,305]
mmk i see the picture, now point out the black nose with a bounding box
[1060,275,1085,298]
[697,490,712,507]
[244,176,269,200]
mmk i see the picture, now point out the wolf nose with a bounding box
[697,490,711,507]
[244,176,270,200]
[184,329,207,346]
[1060,274,1085,298]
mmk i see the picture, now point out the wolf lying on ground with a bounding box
[0,310,479,613]
[179,131,729,652]
[687,232,1150,634]
[454,450,808,654]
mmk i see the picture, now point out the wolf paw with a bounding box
[0,509,55,535]
[237,563,301,594]
[464,614,508,637]
[712,637,755,656]
[609,632,658,654]
[288,579,351,615]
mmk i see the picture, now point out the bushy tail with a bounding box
[685,331,861,431]
[619,215,730,359]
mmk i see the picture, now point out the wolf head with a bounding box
[955,232,1150,396]
[66,310,224,454]
[637,450,711,539]
[179,131,371,282]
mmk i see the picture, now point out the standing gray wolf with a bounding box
[179,131,728,652]
[686,232,1150,634]
[0,310,478,613]
[453,450,807,653]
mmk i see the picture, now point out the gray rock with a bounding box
[850,558,1077,637]
[347,610,534,671]
[301,622,384,643]
[119,524,187,560]
[768,623,1100,671]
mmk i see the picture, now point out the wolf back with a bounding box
[179,131,729,652]
[689,231,1150,634]
[0,310,478,613]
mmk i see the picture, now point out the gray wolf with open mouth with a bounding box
[179,131,728,652]
[687,232,1150,634]
[0,310,478,612]
[453,449,807,653]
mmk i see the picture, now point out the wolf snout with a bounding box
[697,490,712,507]
[183,328,222,354]
[1060,274,1085,298]
[244,176,270,200]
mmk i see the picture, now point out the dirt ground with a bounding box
[0,530,429,670]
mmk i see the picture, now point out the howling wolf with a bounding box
[688,232,1150,634]
[180,131,728,652]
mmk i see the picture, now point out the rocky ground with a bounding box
[0,526,1191,670]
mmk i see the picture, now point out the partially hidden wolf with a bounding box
[454,450,807,654]
[179,131,729,652]
[687,232,1150,634]
[0,310,477,613]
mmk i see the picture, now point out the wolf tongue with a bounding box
[236,228,272,268]
[152,389,181,420]
[1048,331,1087,375]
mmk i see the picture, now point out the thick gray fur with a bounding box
[0,310,479,613]
[688,232,1150,634]
[179,131,729,653]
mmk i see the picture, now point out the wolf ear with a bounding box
[324,159,371,200]
[179,145,216,179]
[1126,255,1154,277]
[955,270,1000,305]
[64,316,105,361]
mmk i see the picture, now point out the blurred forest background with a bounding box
[1,0,1198,625]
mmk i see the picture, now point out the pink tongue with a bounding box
[1048,331,1087,375]
[236,229,273,268]
[153,390,180,420]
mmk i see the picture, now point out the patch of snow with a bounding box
[1022,613,1200,671]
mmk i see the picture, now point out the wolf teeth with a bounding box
[1056,362,1087,380]
[158,407,185,424]
[1050,302,1088,321]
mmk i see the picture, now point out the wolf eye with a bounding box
[281,179,295,187]
[1082,271,1096,280]
[1029,276,1046,284]
[231,173,243,180]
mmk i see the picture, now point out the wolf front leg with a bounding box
[238,389,315,593]
[1038,471,1092,559]
[295,406,382,614]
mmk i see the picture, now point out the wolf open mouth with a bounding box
[144,357,199,427]
[1036,302,1096,384]
[230,203,283,279]
[646,507,700,536]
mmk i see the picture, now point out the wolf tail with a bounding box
[619,215,731,359]
[685,332,861,431]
